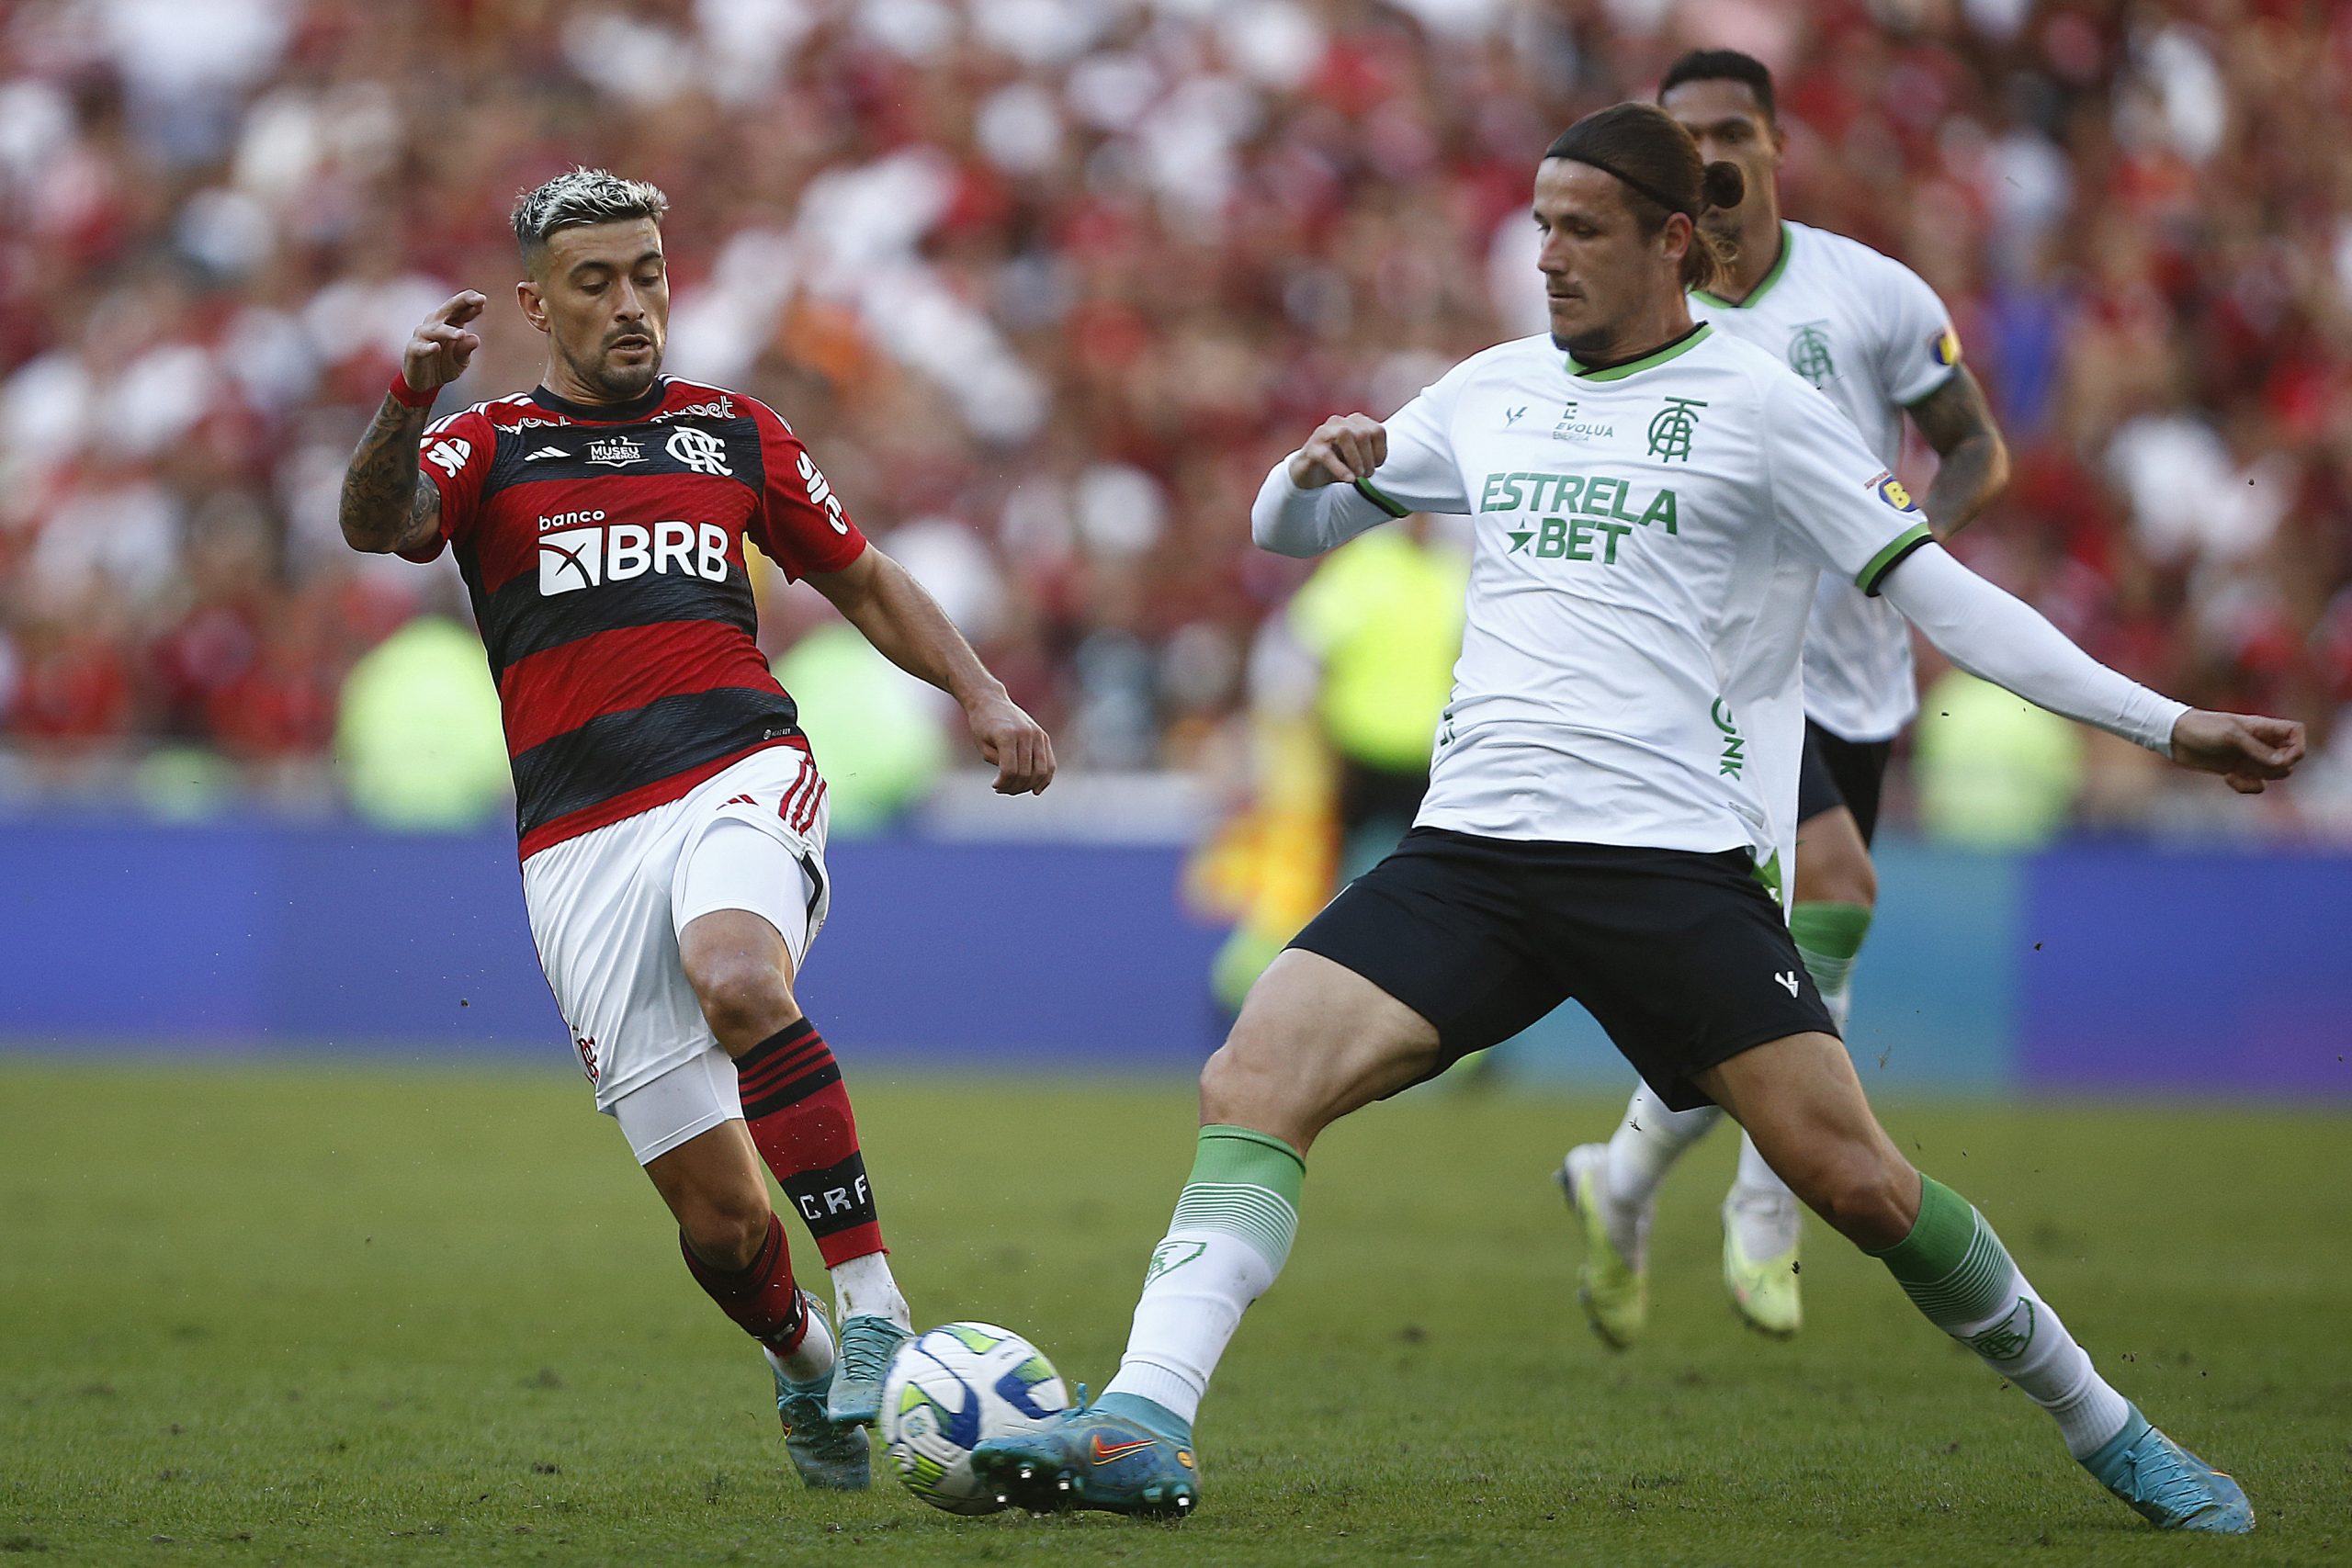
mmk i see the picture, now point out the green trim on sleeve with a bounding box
[1351,476,1412,519]
[1855,522,1934,596]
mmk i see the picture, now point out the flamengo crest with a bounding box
[665,426,732,476]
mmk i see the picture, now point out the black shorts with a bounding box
[1795,721,1894,845]
[1288,829,1836,1111]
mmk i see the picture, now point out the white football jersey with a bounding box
[1689,221,1962,742]
[1329,324,1931,879]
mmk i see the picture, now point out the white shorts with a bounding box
[521,746,832,1163]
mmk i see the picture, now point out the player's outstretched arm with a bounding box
[804,546,1055,795]
[1252,414,1398,558]
[339,290,485,555]
[1878,543,2304,789]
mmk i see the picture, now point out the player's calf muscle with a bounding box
[1702,1034,1919,1247]
[648,1129,772,1268]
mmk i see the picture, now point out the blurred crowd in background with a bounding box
[5,0,2352,839]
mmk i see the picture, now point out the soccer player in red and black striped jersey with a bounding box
[338,169,1054,1492]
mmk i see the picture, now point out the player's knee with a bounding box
[1825,850,1878,911]
[1799,840,1877,910]
[1200,1025,1308,1128]
[685,950,798,1046]
[1197,1040,1260,1122]
[1792,1146,1912,1251]
[1795,806,1878,910]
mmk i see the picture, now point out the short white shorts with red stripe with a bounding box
[521,746,832,1150]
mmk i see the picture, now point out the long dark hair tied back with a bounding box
[1544,103,1744,290]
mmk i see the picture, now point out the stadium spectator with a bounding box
[2,0,2346,837]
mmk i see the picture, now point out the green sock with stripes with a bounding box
[1098,1125,1306,1432]
[1871,1176,2131,1456]
[1789,899,1871,1033]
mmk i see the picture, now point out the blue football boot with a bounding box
[769,1294,871,1490]
[969,1392,1199,1517]
[2081,1406,2254,1533]
[825,1314,912,1427]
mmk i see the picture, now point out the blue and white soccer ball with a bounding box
[878,1322,1072,1514]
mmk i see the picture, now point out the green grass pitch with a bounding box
[2,1060,2346,1565]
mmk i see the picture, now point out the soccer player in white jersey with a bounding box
[1560,49,2016,1346]
[969,104,2295,1533]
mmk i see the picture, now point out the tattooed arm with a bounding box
[1905,365,2009,542]
[339,290,485,555]
[339,397,446,554]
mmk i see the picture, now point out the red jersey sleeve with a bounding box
[400,406,497,563]
[747,398,869,580]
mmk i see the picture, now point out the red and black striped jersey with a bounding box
[403,377,867,858]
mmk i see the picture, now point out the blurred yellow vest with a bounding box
[1288,529,1468,772]
[1912,670,2084,848]
[335,615,512,829]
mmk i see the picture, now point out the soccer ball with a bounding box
[878,1322,1072,1514]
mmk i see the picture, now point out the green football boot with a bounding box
[1556,1143,1647,1349]
[2082,1406,2254,1533]
[969,1393,1199,1518]
[825,1314,912,1427]
[769,1294,871,1490]
[1721,1186,1802,1338]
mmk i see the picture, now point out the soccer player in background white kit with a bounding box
[1559,50,2016,1346]
[969,103,2292,1534]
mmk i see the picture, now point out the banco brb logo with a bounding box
[539,518,731,595]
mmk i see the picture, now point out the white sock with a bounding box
[1731,1130,1793,1200]
[1821,980,1853,1037]
[1882,1181,2133,1459]
[1604,1082,1723,1208]
[1724,1131,1801,1256]
[1099,1125,1303,1427]
[830,1252,909,1327]
[763,1293,835,1385]
[1102,1232,1276,1425]
[1949,1280,2132,1458]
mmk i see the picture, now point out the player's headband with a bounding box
[1565,154,1694,220]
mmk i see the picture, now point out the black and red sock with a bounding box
[679,1211,807,1354]
[735,1018,885,1267]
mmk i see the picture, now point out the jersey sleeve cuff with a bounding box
[1895,361,1961,411]
[1856,522,1934,596]
[1351,475,1412,519]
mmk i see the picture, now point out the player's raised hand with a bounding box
[404,290,487,393]
[967,692,1056,795]
[1287,413,1387,490]
[2169,711,2304,794]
